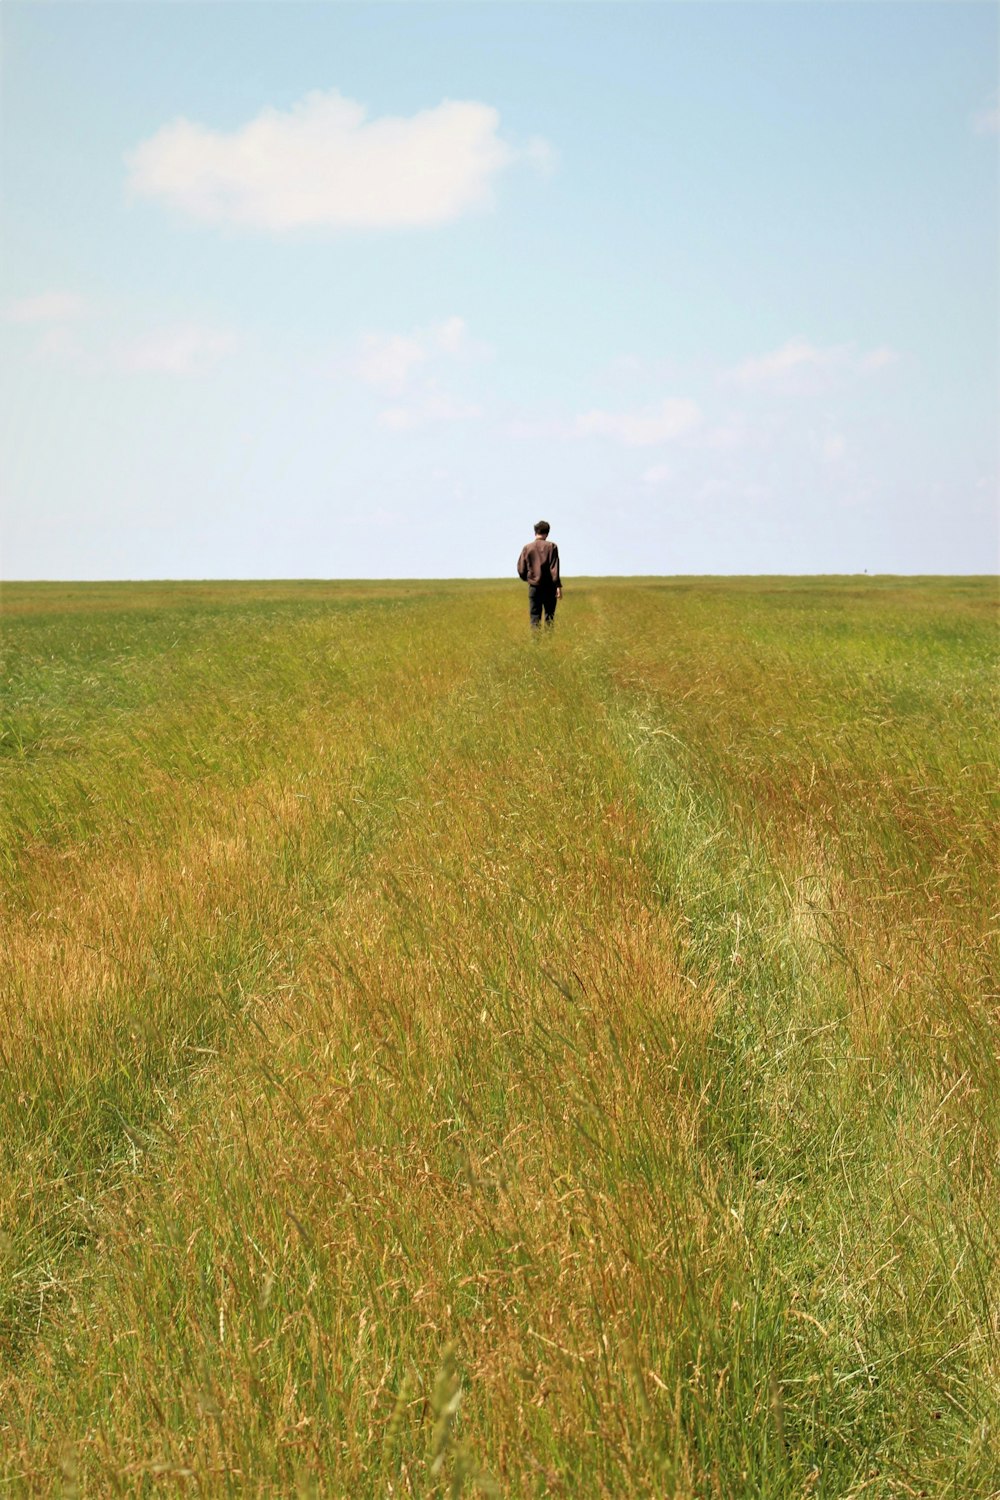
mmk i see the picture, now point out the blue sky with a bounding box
[2,2,997,578]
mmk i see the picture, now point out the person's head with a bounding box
[534,519,551,537]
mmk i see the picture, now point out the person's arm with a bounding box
[517,545,529,581]
[551,544,562,596]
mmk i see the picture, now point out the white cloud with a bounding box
[822,434,846,463]
[606,352,689,384]
[378,390,481,430]
[575,396,702,447]
[523,136,559,176]
[702,419,754,452]
[860,345,899,372]
[5,292,239,378]
[641,464,672,486]
[5,292,89,324]
[724,338,899,390]
[724,339,845,388]
[126,88,550,232]
[356,333,427,393]
[378,406,420,431]
[117,324,239,376]
[972,97,999,135]
[354,317,480,393]
[434,315,470,356]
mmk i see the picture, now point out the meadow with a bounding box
[0,576,997,1498]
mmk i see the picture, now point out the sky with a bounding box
[1,1,997,579]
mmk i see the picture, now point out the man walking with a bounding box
[517,520,562,629]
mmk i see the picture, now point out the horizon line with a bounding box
[2,572,998,587]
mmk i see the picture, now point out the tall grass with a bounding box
[1,577,996,1496]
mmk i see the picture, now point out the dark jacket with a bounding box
[517,537,561,589]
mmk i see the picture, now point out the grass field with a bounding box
[1,576,997,1498]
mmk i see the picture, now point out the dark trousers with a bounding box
[528,584,558,629]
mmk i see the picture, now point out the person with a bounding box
[517,520,562,629]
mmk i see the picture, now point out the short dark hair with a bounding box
[534,519,550,536]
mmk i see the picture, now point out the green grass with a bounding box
[1,576,997,1497]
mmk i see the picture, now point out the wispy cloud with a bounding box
[6,291,238,379]
[354,317,481,394]
[723,338,899,390]
[724,338,846,388]
[972,96,999,135]
[126,88,552,232]
[575,397,702,447]
[859,345,899,372]
[4,291,89,324]
[353,317,486,427]
[356,334,427,393]
[378,390,481,430]
[434,315,473,356]
[605,352,690,384]
[116,324,239,376]
[702,418,755,452]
